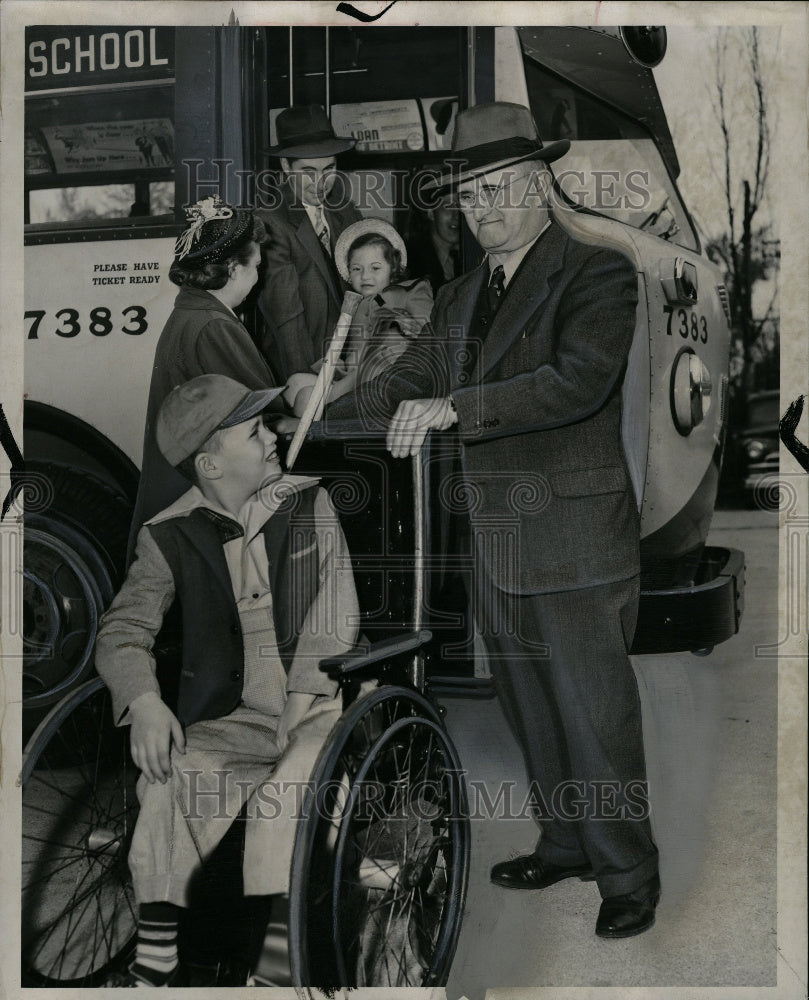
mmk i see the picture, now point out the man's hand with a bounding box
[292,386,315,417]
[276,692,316,752]
[271,415,301,435]
[127,691,185,784]
[283,372,318,409]
[386,398,458,458]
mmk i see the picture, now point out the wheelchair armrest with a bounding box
[319,629,433,678]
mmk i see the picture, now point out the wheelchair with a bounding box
[21,430,473,989]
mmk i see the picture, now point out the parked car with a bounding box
[739,390,780,508]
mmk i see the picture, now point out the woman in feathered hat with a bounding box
[128,196,282,556]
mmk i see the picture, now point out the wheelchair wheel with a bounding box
[21,676,139,986]
[289,685,469,988]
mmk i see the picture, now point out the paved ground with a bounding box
[441,509,781,998]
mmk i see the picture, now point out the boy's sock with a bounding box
[130,901,180,985]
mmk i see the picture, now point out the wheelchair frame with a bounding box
[21,447,471,989]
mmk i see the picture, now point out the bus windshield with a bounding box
[521,44,699,251]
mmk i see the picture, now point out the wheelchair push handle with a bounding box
[319,629,433,678]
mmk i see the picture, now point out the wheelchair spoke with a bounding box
[22,850,89,892]
[50,719,110,821]
[289,687,469,989]
[29,849,102,976]
[56,856,122,981]
[23,683,139,986]
[89,870,124,983]
[23,831,95,854]
[25,769,93,810]
[332,717,457,985]
[27,849,132,981]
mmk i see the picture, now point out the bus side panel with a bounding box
[24,237,176,467]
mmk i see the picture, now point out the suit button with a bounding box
[230,623,240,635]
[491,418,500,426]
[231,671,242,681]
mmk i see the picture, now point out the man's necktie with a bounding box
[487,264,506,315]
[314,205,331,255]
[448,246,460,280]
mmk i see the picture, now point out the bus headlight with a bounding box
[670,349,712,436]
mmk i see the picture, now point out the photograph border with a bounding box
[1,3,806,999]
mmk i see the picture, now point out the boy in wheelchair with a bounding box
[95,374,359,986]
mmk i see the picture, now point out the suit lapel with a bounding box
[288,193,342,305]
[472,223,569,382]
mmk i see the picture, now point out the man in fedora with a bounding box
[327,101,660,939]
[256,105,362,382]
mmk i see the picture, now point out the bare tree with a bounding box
[706,26,779,395]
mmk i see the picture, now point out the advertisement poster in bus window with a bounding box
[0,4,807,1000]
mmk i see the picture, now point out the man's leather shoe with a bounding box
[490,853,594,889]
[595,874,660,939]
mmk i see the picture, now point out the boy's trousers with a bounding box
[129,699,341,906]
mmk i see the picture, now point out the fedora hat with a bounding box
[265,104,355,159]
[423,102,570,192]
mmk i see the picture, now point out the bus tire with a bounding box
[22,462,133,723]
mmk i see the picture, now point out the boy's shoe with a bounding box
[105,964,188,988]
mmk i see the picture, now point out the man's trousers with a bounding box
[476,570,659,899]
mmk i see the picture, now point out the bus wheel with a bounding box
[22,463,133,720]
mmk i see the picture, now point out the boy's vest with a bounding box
[148,486,319,725]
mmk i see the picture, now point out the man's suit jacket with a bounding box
[256,182,361,382]
[328,221,641,596]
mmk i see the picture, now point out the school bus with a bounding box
[22,23,745,719]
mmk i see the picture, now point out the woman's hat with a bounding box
[265,104,356,159]
[173,196,254,266]
[157,375,284,467]
[423,102,570,193]
[334,218,408,282]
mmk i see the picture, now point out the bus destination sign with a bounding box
[25,27,174,92]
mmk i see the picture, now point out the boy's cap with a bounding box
[156,375,284,466]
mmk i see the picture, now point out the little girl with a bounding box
[284,218,433,415]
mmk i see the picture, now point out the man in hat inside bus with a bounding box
[256,104,362,382]
[327,101,660,940]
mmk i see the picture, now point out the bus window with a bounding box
[24,27,176,237]
[262,27,469,246]
[521,46,699,252]
[265,27,465,112]
[29,183,137,224]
